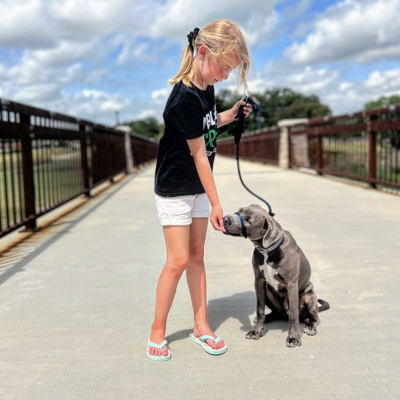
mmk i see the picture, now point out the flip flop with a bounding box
[146,338,172,362]
[189,334,228,356]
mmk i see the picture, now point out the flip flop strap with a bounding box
[148,339,168,349]
[198,335,221,343]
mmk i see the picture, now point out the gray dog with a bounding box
[223,204,329,348]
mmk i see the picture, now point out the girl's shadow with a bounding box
[167,291,289,344]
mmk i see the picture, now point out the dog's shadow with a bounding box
[167,291,297,344]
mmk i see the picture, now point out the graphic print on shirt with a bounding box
[203,105,218,157]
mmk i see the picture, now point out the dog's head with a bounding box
[223,204,274,242]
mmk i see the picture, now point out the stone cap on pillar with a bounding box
[115,125,132,133]
[277,118,309,128]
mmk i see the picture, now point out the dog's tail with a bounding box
[318,299,330,312]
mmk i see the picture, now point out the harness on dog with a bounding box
[235,97,275,217]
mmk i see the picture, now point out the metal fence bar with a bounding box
[288,105,400,190]
[20,113,36,230]
[0,97,158,239]
[217,127,280,164]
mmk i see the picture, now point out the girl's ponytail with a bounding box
[168,28,199,87]
[168,44,195,87]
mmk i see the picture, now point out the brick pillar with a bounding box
[115,125,134,174]
[277,119,309,169]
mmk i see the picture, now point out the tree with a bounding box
[122,117,162,139]
[364,95,400,151]
[215,89,241,138]
[216,87,331,137]
[364,95,400,110]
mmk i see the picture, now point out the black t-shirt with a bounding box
[154,81,218,197]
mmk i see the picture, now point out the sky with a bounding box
[0,0,399,127]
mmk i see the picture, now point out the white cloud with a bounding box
[339,82,354,91]
[30,41,98,68]
[151,88,170,104]
[0,0,155,47]
[286,0,400,65]
[286,66,339,92]
[0,0,56,48]
[139,108,159,119]
[243,61,400,116]
[1,0,399,126]
[84,69,109,84]
[63,90,132,124]
[150,0,280,45]
[14,83,61,102]
[365,69,400,91]
[251,61,339,95]
[317,68,400,115]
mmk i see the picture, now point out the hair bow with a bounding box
[187,28,200,51]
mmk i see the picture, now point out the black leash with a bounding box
[235,96,275,217]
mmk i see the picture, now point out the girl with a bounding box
[148,19,252,361]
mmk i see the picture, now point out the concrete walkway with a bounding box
[0,156,399,400]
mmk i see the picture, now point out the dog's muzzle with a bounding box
[235,212,248,239]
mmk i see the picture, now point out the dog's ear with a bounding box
[263,217,269,231]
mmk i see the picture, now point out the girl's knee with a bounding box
[189,244,204,264]
[165,256,188,276]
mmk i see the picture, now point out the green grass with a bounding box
[1,147,84,231]
[322,137,400,182]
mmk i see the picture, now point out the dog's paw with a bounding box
[304,324,318,336]
[246,329,263,340]
[286,334,302,348]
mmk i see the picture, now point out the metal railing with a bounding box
[216,105,399,191]
[217,126,280,164]
[0,98,158,239]
[288,105,400,189]
[131,134,158,167]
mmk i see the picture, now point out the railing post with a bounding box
[316,130,323,175]
[278,124,290,169]
[277,119,309,169]
[79,124,91,197]
[368,115,377,188]
[115,125,134,173]
[20,113,37,230]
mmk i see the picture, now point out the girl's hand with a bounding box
[232,100,253,119]
[210,204,226,232]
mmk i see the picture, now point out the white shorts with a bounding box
[155,193,211,226]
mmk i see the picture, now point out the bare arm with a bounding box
[217,100,253,128]
[187,136,225,232]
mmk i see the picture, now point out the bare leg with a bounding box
[148,225,190,357]
[186,218,225,350]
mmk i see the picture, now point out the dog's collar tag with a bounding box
[235,212,248,239]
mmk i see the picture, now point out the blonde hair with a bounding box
[169,20,251,94]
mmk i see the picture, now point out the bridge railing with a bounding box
[217,126,280,165]
[0,98,158,239]
[288,105,400,189]
[217,105,400,190]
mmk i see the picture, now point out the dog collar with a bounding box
[257,234,285,256]
[235,212,248,239]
